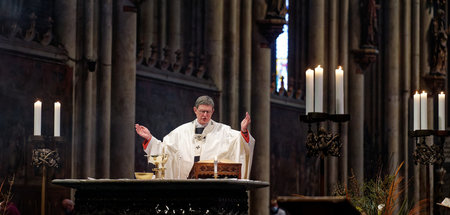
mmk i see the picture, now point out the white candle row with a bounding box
[33,101,61,136]
[413,91,446,130]
[305,65,344,114]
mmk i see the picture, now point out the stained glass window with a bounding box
[275,0,289,92]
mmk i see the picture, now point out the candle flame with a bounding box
[316,65,322,69]
[338,66,343,70]
[440,91,445,95]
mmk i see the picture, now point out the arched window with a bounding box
[274,0,289,93]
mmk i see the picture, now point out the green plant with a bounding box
[333,162,429,215]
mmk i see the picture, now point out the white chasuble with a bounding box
[145,120,255,179]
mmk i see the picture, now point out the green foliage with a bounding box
[333,162,429,215]
[333,172,395,215]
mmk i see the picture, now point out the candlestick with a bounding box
[438,92,445,130]
[34,100,42,136]
[314,65,323,112]
[420,91,427,129]
[413,91,420,131]
[214,156,218,179]
[335,66,344,114]
[306,69,314,114]
[54,102,61,136]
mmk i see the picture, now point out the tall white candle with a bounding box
[420,91,427,129]
[314,65,323,112]
[214,155,218,178]
[54,102,61,136]
[306,69,314,114]
[413,91,420,131]
[34,100,42,136]
[335,66,344,114]
[438,92,445,130]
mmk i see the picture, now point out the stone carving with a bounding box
[6,23,21,39]
[265,0,287,19]
[294,89,302,100]
[147,43,159,67]
[24,12,37,42]
[430,9,447,76]
[361,0,378,47]
[183,51,195,76]
[156,47,171,71]
[287,86,294,98]
[136,41,145,65]
[171,49,182,73]
[40,17,53,46]
[195,54,206,78]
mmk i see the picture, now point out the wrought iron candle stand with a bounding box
[299,112,350,195]
[300,112,350,158]
[408,130,449,166]
[29,135,62,215]
[408,129,449,214]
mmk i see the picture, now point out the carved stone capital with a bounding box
[423,73,446,95]
[351,45,379,72]
[256,18,286,47]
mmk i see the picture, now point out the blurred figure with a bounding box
[62,199,74,215]
[270,199,286,215]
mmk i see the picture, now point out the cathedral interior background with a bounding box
[0,0,450,214]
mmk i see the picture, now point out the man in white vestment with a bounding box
[135,95,255,179]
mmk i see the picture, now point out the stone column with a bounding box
[80,61,95,179]
[157,0,167,52]
[338,0,349,186]
[309,0,326,195]
[96,0,113,179]
[250,0,270,214]
[411,1,420,89]
[224,0,239,128]
[419,1,433,210]
[239,0,252,120]
[348,0,364,185]
[110,0,136,178]
[205,0,224,119]
[168,0,181,60]
[54,0,77,179]
[327,0,339,194]
[411,0,420,203]
[85,0,95,61]
[77,0,97,178]
[400,0,411,199]
[141,0,154,60]
[385,0,400,173]
[308,0,325,66]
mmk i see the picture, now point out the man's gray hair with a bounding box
[195,95,215,108]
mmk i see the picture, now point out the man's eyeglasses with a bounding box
[197,110,213,115]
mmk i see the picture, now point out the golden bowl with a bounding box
[134,172,154,180]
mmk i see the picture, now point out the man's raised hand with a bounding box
[240,112,251,132]
[135,124,152,140]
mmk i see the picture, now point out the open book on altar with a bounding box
[188,159,242,179]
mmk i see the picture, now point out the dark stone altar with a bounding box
[52,179,268,215]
